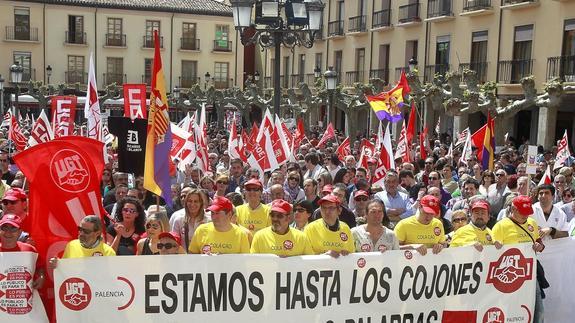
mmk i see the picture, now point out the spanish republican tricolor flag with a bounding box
[471,112,495,170]
[144,30,173,206]
[366,71,411,123]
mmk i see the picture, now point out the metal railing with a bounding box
[105,33,126,47]
[424,64,450,82]
[328,20,344,36]
[370,69,390,83]
[395,67,409,80]
[372,9,392,28]
[103,72,126,85]
[458,62,489,83]
[143,36,163,48]
[213,77,231,89]
[497,59,534,83]
[65,71,88,84]
[213,40,232,52]
[179,76,199,88]
[348,15,367,32]
[313,28,324,40]
[398,3,421,24]
[546,56,575,81]
[5,26,38,41]
[14,69,36,83]
[181,38,200,50]
[65,31,87,44]
[290,74,305,87]
[345,71,366,85]
[502,0,536,5]
[427,0,453,18]
[463,0,492,11]
[305,73,317,85]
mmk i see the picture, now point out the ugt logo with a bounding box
[50,149,90,193]
[486,248,533,293]
[59,277,92,311]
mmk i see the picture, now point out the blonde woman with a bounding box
[136,210,170,255]
[169,189,211,251]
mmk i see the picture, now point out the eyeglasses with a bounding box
[294,208,307,213]
[288,177,300,182]
[146,223,160,230]
[77,226,95,235]
[555,181,565,185]
[452,218,467,223]
[355,197,368,202]
[217,181,229,185]
[245,188,261,192]
[122,208,137,214]
[495,173,505,177]
[2,200,19,206]
[428,177,439,180]
[157,243,176,250]
[0,225,19,232]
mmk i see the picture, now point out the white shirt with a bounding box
[532,202,569,240]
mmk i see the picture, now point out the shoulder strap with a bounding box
[509,218,536,244]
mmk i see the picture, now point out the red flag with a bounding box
[539,165,552,186]
[398,70,411,96]
[406,102,417,143]
[28,110,54,148]
[420,126,429,160]
[356,139,376,169]
[294,118,306,149]
[471,123,488,150]
[51,96,77,138]
[394,121,410,162]
[316,123,335,148]
[372,124,395,186]
[123,84,147,120]
[9,114,27,152]
[554,130,570,170]
[228,118,247,162]
[336,137,351,161]
[246,122,258,153]
[280,121,294,151]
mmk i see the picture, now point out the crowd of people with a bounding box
[0,125,573,323]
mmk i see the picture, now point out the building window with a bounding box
[283,56,290,87]
[13,51,32,82]
[354,48,366,82]
[214,62,229,88]
[14,7,30,40]
[561,19,575,81]
[214,25,230,51]
[181,60,198,88]
[106,57,124,85]
[337,0,345,20]
[375,44,390,82]
[106,18,124,46]
[144,58,152,86]
[315,53,322,71]
[334,50,343,83]
[67,55,85,84]
[511,24,533,83]
[405,40,418,66]
[67,15,85,44]
[145,20,161,48]
[182,23,198,50]
[432,35,450,80]
[298,54,306,82]
[470,30,488,82]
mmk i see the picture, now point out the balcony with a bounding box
[65,31,87,45]
[370,69,391,84]
[5,26,38,41]
[103,73,126,85]
[290,74,305,87]
[213,77,231,89]
[181,38,200,51]
[426,0,454,22]
[345,71,366,85]
[501,0,539,9]
[143,36,163,48]
[461,0,493,16]
[65,71,88,84]
[395,67,409,81]
[348,15,367,33]
[213,40,232,52]
[498,59,533,84]
[12,69,36,84]
[546,56,575,82]
[458,62,489,83]
[328,20,345,37]
[424,64,450,82]
[180,76,199,88]
[372,9,392,29]
[105,34,126,47]
[398,3,422,26]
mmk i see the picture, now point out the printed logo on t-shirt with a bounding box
[340,232,348,241]
[527,224,534,232]
[485,234,492,242]
[434,227,441,236]
[202,245,212,254]
[92,252,103,256]
[378,245,387,252]
[249,224,255,231]
[361,244,371,252]
[127,130,139,145]
[283,240,294,250]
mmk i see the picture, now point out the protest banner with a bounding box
[55,245,536,323]
[0,252,48,323]
[540,237,575,323]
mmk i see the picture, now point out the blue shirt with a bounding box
[374,190,414,219]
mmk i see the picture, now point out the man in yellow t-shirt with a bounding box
[251,199,312,256]
[236,179,271,233]
[304,195,355,256]
[189,196,250,254]
[492,195,544,249]
[394,195,446,255]
[451,200,502,250]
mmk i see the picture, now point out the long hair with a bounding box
[114,197,146,234]
[367,199,390,229]
[184,188,206,220]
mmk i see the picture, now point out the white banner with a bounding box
[540,237,575,323]
[54,245,536,323]
[0,252,48,323]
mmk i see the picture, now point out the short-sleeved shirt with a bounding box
[304,220,355,254]
[450,224,495,247]
[394,215,446,247]
[351,225,400,252]
[236,203,271,233]
[250,227,313,256]
[63,239,116,258]
[189,223,250,254]
[492,217,540,244]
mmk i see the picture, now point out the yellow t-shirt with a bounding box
[250,227,313,256]
[394,216,446,247]
[304,220,355,254]
[236,203,271,233]
[63,239,116,258]
[450,224,495,247]
[492,217,540,245]
[189,223,250,254]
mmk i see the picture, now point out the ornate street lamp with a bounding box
[314,65,321,79]
[324,66,337,125]
[204,72,211,89]
[230,0,324,116]
[409,57,418,72]
[10,61,24,115]
[46,65,53,84]
[254,70,260,82]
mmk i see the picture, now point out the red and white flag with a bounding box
[84,53,102,141]
[194,105,209,173]
[123,84,147,120]
[275,115,291,164]
[554,130,571,170]
[375,122,384,149]
[460,130,472,166]
[435,116,441,135]
[293,118,307,150]
[228,116,247,162]
[9,113,27,152]
[52,96,77,138]
[456,127,470,147]
[1,111,11,128]
[247,130,271,181]
[356,139,376,169]
[336,137,351,161]
[245,122,258,153]
[539,165,552,186]
[28,109,53,148]
[316,122,335,148]
[372,123,395,186]
[406,102,417,143]
[394,121,410,162]
[170,123,192,158]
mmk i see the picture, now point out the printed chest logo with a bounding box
[59,277,92,311]
[434,227,441,236]
[340,232,348,242]
[283,240,294,250]
[485,234,492,242]
[361,244,371,252]
[527,224,534,232]
[486,248,533,293]
[202,245,212,254]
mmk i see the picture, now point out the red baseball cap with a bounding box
[244,179,263,190]
[321,184,334,193]
[207,196,234,213]
[319,194,341,206]
[512,195,533,216]
[2,188,27,201]
[354,190,369,199]
[158,231,181,245]
[0,213,22,228]
[420,195,440,215]
[471,200,490,211]
[270,199,292,215]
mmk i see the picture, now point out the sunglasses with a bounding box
[564,194,572,198]
[77,226,95,234]
[2,200,19,205]
[0,225,19,232]
[452,218,467,223]
[355,197,368,202]
[157,243,176,250]
[217,181,229,185]
[428,177,439,180]
[495,173,505,177]
[146,223,160,229]
[122,208,137,214]
[288,177,300,182]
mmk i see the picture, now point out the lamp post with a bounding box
[172,86,181,119]
[46,65,53,84]
[408,57,418,72]
[324,66,337,126]
[230,0,324,117]
[254,70,260,85]
[204,72,211,90]
[0,75,4,116]
[314,66,321,79]
[10,61,24,116]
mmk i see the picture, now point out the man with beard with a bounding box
[55,215,115,259]
[450,200,502,250]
